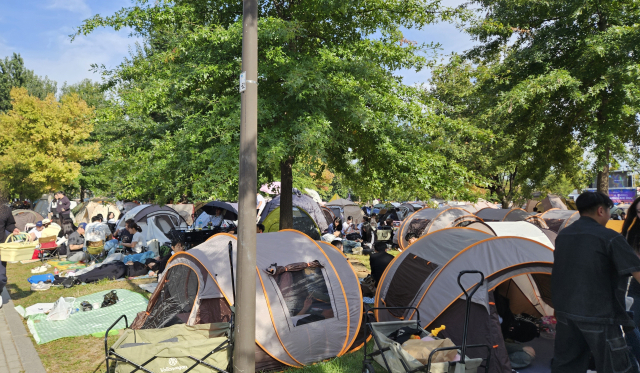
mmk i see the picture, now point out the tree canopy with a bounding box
[0,87,98,200]
[75,0,482,206]
[461,0,640,194]
[0,53,57,112]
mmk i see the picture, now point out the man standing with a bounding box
[55,191,71,221]
[552,191,640,372]
[0,199,20,309]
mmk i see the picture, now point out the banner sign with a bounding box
[586,188,637,203]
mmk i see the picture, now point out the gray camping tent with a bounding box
[475,208,531,222]
[115,204,187,244]
[12,210,44,232]
[325,199,364,225]
[259,190,328,231]
[376,227,554,373]
[397,207,476,250]
[537,209,580,233]
[132,231,363,371]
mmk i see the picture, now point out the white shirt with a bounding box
[131,232,145,253]
[84,222,111,243]
[29,228,43,239]
[208,214,224,227]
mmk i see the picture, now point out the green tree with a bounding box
[75,0,481,224]
[0,87,99,200]
[61,79,111,199]
[0,53,57,112]
[463,0,640,195]
[429,56,586,207]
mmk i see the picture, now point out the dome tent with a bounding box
[72,199,119,225]
[259,189,328,232]
[321,206,336,227]
[12,210,44,231]
[375,227,554,373]
[537,209,580,233]
[132,231,363,371]
[325,199,365,225]
[474,208,530,222]
[115,204,186,245]
[262,206,322,240]
[397,207,475,250]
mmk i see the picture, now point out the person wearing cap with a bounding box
[28,221,45,240]
[67,223,88,262]
[552,191,640,372]
[41,218,61,237]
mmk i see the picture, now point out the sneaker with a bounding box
[30,282,51,291]
[31,266,47,273]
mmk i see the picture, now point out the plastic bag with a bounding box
[46,297,76,321]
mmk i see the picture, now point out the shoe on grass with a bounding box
[30,282,51,291]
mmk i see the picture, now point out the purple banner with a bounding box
[585,188,637,203]
[608,188,636,203]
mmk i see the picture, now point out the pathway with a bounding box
[0,287,46,373]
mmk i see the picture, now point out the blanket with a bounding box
[26,289,148,344]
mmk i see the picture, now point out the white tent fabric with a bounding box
[304,189,323,204]
[484,222,554,248]
[146,216,171,247]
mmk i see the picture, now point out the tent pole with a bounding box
[234,0,258,370]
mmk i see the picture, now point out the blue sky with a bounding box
[0,0,477,87]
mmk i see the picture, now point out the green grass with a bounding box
[6,251,396,372]
[6,261,153,373]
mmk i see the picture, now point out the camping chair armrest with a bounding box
[105,315,128,357]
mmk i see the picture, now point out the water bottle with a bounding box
[54,267,59,275]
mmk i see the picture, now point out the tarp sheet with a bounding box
[26,289,148,344]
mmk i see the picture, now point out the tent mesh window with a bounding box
[407,219,431,238]
[274,267,335,326]
[384,255,438,317]
[142,265,199,329]
[543,219,565,233]
[292,208,321,240]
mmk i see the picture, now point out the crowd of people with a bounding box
[7,189,640,369]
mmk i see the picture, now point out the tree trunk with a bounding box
[279,156,295,230]
[596,147,610,195]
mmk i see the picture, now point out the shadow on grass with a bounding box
[6,283,31,301]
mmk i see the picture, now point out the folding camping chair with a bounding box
[38,236,60,262]
[86,240,105,262]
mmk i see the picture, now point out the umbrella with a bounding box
[260,182,281,195]
[201,201,238,220]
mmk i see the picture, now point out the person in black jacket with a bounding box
[0,199,20,308]
[369,241,394,286]
[55,191,71,220]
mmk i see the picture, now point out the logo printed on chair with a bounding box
[168,358,178,366]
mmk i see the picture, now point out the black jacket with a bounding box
[370,251,394,286]
[0,205,16,242]
[56,196,71,214]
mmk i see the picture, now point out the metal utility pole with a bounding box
[234,0,258,370]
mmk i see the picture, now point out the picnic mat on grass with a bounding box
[26,289,148,344]
[47,260,87,270]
